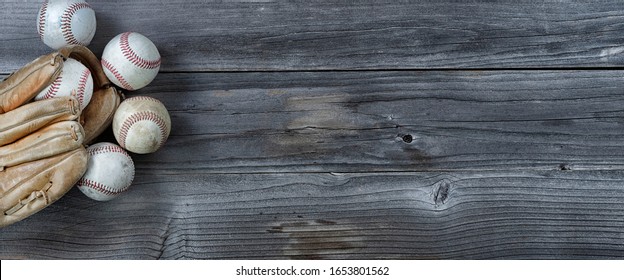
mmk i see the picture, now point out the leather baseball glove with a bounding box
[0,45,121,227]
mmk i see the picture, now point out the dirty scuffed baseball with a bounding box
[34,57,94,110]
[101,32,161,91]
[76,142,135,201]
[113,96,171,154]
[37,0,97,50]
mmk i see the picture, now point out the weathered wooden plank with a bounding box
[5,70,624,172]
[0,171,622,259]
[3,0,624,72]
[55,70,624,173]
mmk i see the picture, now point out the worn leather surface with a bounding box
[0,52,62,113]
[82,86,121,144]
[0,121,85,170]
[1,46,120,143]
[0,45,121,228]
[0,148,88,228]
[0,97,80,146]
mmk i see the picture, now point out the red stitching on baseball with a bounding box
[118,111,168,150]
[76,67,90,106]
[102,58,135,90]
[43,76,62,99]
[38,0,48,39]
[61,2,92,45]
[119,32,161,69]
[77,178,129,196]
[125,96,163,103]
[89,144,131,157]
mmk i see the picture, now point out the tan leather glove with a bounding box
[0,45,121,143]
[0,46,121,227]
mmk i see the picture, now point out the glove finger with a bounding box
[0,121,85,170]
[0,52,63,114]
[0,147,88,228]
[0,97,80,146]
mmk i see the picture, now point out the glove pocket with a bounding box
[0,147,88,228]
[81,87,121,144]
[0,121,85,170]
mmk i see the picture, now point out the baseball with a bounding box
[37,0,96,50]
[113,96,171,154]
[76,142,135,201]
[101,32,161,91]
[34,57,93,110]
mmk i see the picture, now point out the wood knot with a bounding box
[434,180,450,205]
[398,133,413,143]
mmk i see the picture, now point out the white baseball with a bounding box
[34,57,93,110]
[113,96,171,154]
[101,32,161,91]
[37,0,96,50]
[76,142,135,201]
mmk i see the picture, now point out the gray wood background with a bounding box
[1,0,623,259]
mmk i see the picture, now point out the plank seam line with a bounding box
[135,167,624,175]
[154,67,624,74]
[6,67,624,76]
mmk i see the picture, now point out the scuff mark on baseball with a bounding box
[113,96,171,154]
[76,142,135,202]
[38,0,97,50]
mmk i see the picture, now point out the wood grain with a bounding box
[74,70,624,173]
[3,0,624,72]
[0,171,622,259]
[3,0,624,261]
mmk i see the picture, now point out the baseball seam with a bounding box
[125,96,163,103]
[76,67,91,106]
[61,2,92,45]
[118,111,168,150]
[120,32,161,69]
[77,178,129,196]
[102,58,135,90]
[43,76,62,99]
[89,144,132,157]
[37,0,48,39]
[87,145,136,192]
